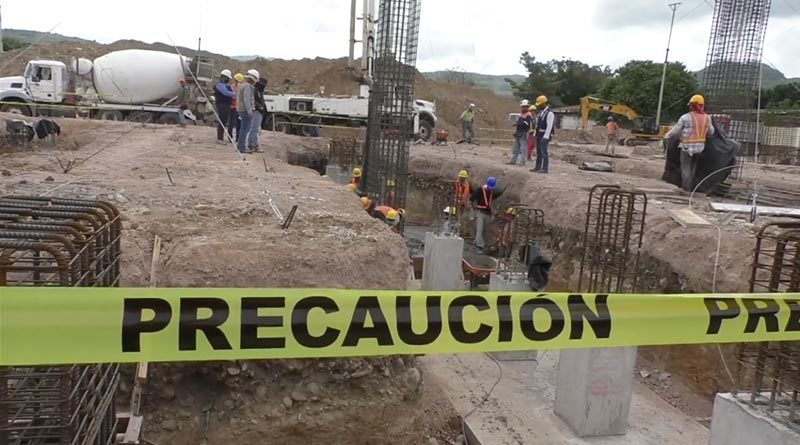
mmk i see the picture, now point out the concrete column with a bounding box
[554,347,637,437]
[421,232,464,291]
[710,393,800,445]
[488,271,530,291]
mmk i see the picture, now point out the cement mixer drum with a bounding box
[92,49,186,104]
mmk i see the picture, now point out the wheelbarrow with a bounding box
[462,251,498,291]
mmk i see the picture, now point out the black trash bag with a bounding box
[34,119,61,139]
[519,244,552,291]
[662,117,741,193]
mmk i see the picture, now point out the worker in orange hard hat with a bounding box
[664,94,715,192]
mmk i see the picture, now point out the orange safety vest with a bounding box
[682,112,709,145]
[476,186,492,210]
[454,180,471,205]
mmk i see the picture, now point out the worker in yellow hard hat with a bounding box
[227,73,245,144]
[360,196,376,214]
[350,167,362,188]
[346,183,357,193]
[454,169,471,210]
[531,95,554,174]
[373,205,402,233]
[664,94,715,192]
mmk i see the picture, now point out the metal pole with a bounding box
[655,2,681,128]
[348,0,356,69]
[0,6,4,54]
[754,60,763,163]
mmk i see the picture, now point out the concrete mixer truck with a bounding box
[0,49,213,124]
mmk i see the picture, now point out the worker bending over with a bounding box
[664,94,714,193]
[532,95,554,174]
[373,206,405,233]
[509,100,533,166]
[360,196,377,215]
[470,177,503,251]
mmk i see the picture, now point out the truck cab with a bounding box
[24,60,67,103]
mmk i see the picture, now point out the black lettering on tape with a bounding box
[179,298,233,351]
[743,299,780,333]
[448,296,493,344]
[396,296,442,346]
[121,298,172,353]
[292,296,340,348]
[567,294,611,339]
[240,297,285,349]
[704,298,740,334]
[519,296,565,341]
[785,300,800,332]
[497,295,513,342]
[343,296,393,346]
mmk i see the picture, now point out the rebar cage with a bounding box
[328,137,360,173]
[0,196,122,445]
[497,206,546,272]
[734,221,800,431]
[578,185,647,293]
[360,0,422,212]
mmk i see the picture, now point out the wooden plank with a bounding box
[665,208,712,228]
[709,202,800,218]
[148,235,162,287]
[632,187,680,196]
[136,362,148,383]
[122,415,144,444]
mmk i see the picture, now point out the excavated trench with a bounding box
[405,172,736,414]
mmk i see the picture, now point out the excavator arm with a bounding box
[579,96,640,132]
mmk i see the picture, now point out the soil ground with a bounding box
[0,117,460,444]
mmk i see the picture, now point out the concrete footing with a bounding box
[710,393,800,445]
[554,347,637,437]
[421,232,464,291]
[488,271,530,291]
[324,165,350,185]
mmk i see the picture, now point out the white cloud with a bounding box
[2,0,798,77]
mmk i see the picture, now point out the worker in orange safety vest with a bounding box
[664,94,715,192]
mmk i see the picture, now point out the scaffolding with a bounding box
[734,221,800,432]
[702,0,772,169]
[0,196,122,445]
[360,0,422,212]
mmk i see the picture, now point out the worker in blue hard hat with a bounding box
[469,176,505,251]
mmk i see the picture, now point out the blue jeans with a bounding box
[510,133,528,165]
[247,112,263,148]
[536,136,550,172]
[237,112,251,152]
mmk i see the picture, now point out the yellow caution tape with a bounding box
[2,288,798,366]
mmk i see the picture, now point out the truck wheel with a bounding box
[1,102,32,116]
[268,115,292,134]
[128,111,154,123]
[418,120,434,141]
[157,113,179,125]
[297,117,319,137]
[99,110,124,121]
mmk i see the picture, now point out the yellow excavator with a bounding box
[578,96,672,146]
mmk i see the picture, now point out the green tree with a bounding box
[507,52,610,106]
[760,83,800,109]
[598,60,698,123]
[2,38,29,52]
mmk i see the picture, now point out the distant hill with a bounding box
[232,55,275,62]
[422,70,525,97]
[3,28,94,45]
[694,63,800,89]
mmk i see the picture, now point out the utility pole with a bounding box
[655,2,681,128]
[0,5,4,54]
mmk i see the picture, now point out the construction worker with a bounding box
[664,94,715,192]
[247,76,267,152]
[214,70,236,144]
[459,104,476,143]
[228,73,245,144]
[373,206,403,233]
[531,95,555,174]
[470,176,504,251]
[454,170,471,208]
[509,100,533,166]
[236,70,258,154]
[350,167,362,187]
[177,78,189,128]
[527,105,537,161]
[360,196,376,215]
[605,116,619,155]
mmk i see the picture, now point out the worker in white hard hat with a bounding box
[509,100,533,166]
[664,94,715,192]
[235,70,258,153]
[246,70,266,152]
[459,103,476,143]
[214,69,236,144]
[531,95,554,174]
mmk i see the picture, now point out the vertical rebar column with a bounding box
[702,0,772,167]
[361,0,421,213]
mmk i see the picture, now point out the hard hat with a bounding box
[246,69,260,81]
[360,196,372,210]
[689,94,705,106]
[458,170,468,179]
[346,183,357,192]
[469,103,475,108]
[443,206,457,216]
[535,95,548,107]
[220,69,232,79]
[353,167,362,178]
[234,73,245,82]
[505,207,519,216]
[386,209,398,221]
[386,179,396,187]
[486,176,497,190]
[520,99,530,107]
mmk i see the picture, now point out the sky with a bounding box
[2,0,799,77]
